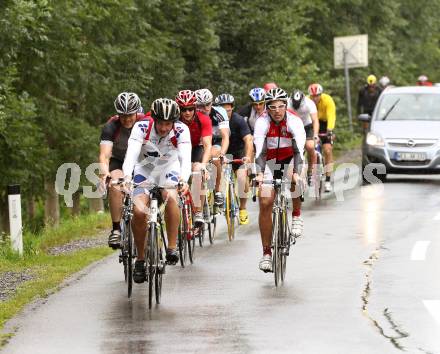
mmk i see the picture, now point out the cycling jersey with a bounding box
[357,85,382,115]
[237,103,265,133]
[288,96,317,126]
[254,111,306,165]
[209,106,229,142]
[227,112,251,155]
[180,111,212,147]
[100,113,147,162]
[123,120,192,183]
[310,93,336,130]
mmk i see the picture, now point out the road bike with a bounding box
[177,188,195,267]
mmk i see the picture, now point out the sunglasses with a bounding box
[252,101,265,106]
[268,103,287,111]
[181,107,195,112]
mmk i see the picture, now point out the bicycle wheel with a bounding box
[208,191,216,244]
[178,219,188,267]
[280,207,288,282]
[226,183,235,241]
[186,202,195,264]
[148,222,157,310]
[201,194,211,247]
[125,220,134,298]
[155,223,165,305]
[272,208,281,287]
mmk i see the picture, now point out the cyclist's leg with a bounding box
[210,145,224,203]
[287,156,305,237]
[191,145,205,221]
[304,124,315,180]
[107,158,124,246]
[132,189,149,262]
[233,152,249,224]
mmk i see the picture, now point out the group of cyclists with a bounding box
[98,82,337,280]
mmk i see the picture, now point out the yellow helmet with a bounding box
[367,74,377,85]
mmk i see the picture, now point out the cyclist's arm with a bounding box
[306,97,319,137]
[99,143,112,177]
[243,134,253,161]
[219,127,229,156]
[177,126,192,182]
[325,96,336,131]
[201,135,212,165]
[122,122,144,178]
[254,115,269,170]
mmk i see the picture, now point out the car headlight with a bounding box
[366,132,385,147]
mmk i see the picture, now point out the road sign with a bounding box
[334,34,368,69]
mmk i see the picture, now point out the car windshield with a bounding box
[376,93,440,121]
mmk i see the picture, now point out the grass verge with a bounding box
[0,212,114,345]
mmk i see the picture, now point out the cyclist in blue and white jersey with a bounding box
[195,88,229,206]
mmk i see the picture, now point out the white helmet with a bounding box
[379,76,390,87]
[114,92,141,114]
[195,88,213,105]
[150,98,180,121]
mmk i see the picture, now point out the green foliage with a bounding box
[1,0,439,228]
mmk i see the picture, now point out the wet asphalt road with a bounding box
[3,175,440,354]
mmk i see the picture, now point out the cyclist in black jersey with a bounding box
[215,93,253,224]
[99,92,143,248]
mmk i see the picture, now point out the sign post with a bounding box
[334,34,368,132]
[8,185,23,256]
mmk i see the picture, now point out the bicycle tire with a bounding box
[125,220,134,298]
[155,223,164,305]
[200,195,211,247]
[186,202,195,264]
[208,191,216,244]
[226,183,235,241]
[272,208,280,287]
[280,208,288,282]
[178,221,188,267]
[148,222,157,310]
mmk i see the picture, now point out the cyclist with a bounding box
[254,88,306,272]
[308,83,335,193]
[195,88,229,206]
[214,93,253,225]
[357,75,382,116]
[122,98,191,283]
[176,90,212,224]
[417,75,433,86]
[237,87,266,133]
[99,92,145,249]
[264,82,278,91]
[379,76,391,90]
[289,89,319,185]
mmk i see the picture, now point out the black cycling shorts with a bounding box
[191,145,204,163]
[109,157,123,172]
[319,121,333,145]
[304,124,314,140]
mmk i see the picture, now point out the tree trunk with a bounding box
[27,196,36,220]
[44,180,60,227]
[71,191,81,216]
[89,197,104,213]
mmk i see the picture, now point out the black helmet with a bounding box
[290,89,305,110]
[151,98,180,121]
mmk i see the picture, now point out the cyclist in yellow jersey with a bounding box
[308,83,335,192]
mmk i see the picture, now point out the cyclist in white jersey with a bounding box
[122,98,191,283]
[289,89,319,185]
[195,88,229,205]
[237,87,266,134]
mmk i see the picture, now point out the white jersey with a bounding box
[288,96,317,126]
[123,120,192,182]
[254,111,306,161]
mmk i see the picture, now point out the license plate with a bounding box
[394,152,427,161]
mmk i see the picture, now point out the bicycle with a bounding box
[252,171,299,287]
[109,178,136,299]
[192,168,212,247]
[211,157,243,241]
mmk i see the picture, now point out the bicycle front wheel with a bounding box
[272,209,281,287]
[280,208,288,282]
[226,183,235,241]
[208,191,216,244]
[125,220,134,298]
[155,223,165,305]
[186,203,195,264]
[148,222,157,309]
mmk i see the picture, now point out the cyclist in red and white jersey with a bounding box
[195,88,229,206]
[122,98,191,283]
[289,89,319,185]
[99,92,145,249]
[254,88,306,272]
[176,89,212,224]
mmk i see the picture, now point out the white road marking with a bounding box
[434,212,440,221]
[423,300,440,325]
[410,241,431,261]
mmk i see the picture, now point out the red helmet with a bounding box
[175,90,196,107]
[263,82,278,91]
[308,83,323,96]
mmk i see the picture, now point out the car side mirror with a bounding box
[358,113,371,122]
